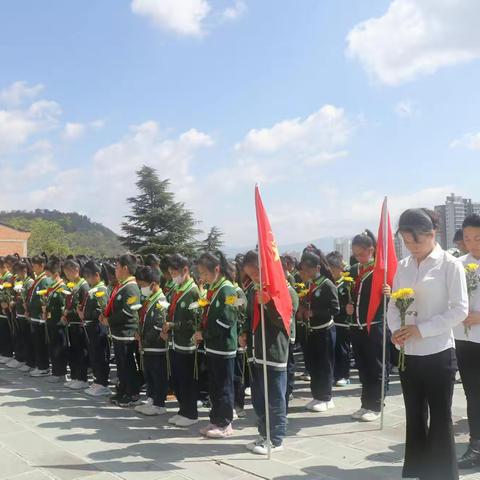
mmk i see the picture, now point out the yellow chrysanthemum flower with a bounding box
[95,291,106,298]
[198,298,210,308]
[298,289,310,298]
[342,276,354,283]
[391,288,415,300]
[466,263,479,272]
[66,282,75,289]
[225,295,237,306]
[294,282,305,289]
[126,296,138,305]
[37,289,48,296]
[3,282,12,288]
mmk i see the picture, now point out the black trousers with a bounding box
[306,326,336,402]
[172,351,198,419]
[286,342,296,411]
[143,354,168,407]
[113,340,141,396]
[86,323,110,387]
[207,355,235,428]
[350,323,389,412]
[399,348,458,480]
[24,319,36,368]
[297,323,310,374]
[334,325,351,381]
[0,314,13,357]
[14,315,29,363]
[47,322,68,377]
[31,322,49,370]
[234,350,246,410]
[67,325,89,382]
[456,340,480,440]
[10,314,24,363]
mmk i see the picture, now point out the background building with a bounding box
[334,237,352,263]
[435,194,480,249]
[0,223,31,256]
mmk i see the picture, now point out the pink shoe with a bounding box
[206,423,234,439]
[200,423,215,436]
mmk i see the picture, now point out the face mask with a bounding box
[141,286,152,297]
[173,274,185,285]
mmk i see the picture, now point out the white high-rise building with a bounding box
[334,238,352,264]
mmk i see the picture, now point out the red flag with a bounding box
[366,197,398,331]
[254,185,292,334]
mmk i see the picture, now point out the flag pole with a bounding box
[380,196,388,430]
[256,184,271,459]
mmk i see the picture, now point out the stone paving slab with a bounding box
[1,364,480,479]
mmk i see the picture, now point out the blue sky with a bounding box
[1,0,480,246]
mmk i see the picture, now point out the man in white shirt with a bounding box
[455,214,480,470]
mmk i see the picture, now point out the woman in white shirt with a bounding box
[454,214,480,470]
[388,209,468,480]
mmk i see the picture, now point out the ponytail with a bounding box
[352,229,377,252]
[300,245,334,282]
[197,250,234,282]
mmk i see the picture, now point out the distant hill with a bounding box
[0,209,124,258]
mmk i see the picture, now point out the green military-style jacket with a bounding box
[64,278,90,325]
[169,278,200,353]
[139,290,169,353]
[288,284,299,343]
[83,281,109,325]
[15,277,34,317]
[108,277,142,340]
[45,280,67,325]
[202,277,238,358]
[27,272,52,320]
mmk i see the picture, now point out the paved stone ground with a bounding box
[0,361,479,480]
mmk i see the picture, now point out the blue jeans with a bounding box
[251,364,287,447]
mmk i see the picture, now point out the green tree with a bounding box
[120,165,200,256]
[199,226,224,252]
[23,219,71,256]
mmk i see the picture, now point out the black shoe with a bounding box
[458,439,480,469]
[109,393,122,405]
[118,394,141,408]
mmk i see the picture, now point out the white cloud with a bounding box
[450,132,480,150]
[0,98,61,154]
[346,0,480,85]
[235,105,354,166]
[0,81,44,107]
[222,0,247,21]
[62,122,86,141]
[131,0,211,36]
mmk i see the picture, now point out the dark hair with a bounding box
[136,265,161,284]
[14,260,34,278]
[168,253,190,271]
[197,251,233,282]
[397,208,439,242]
[46,257,62,275]
[117,254,137,275]
[31,254,47,266]
[352,229,377,250]
[0,257,5,269]
[300,245,333,281]
[101,262,116,284]
[242,250,259,268]
[63,259,80,271]
[326,251,344,270]
[463,214,480,230]
[453,228,463,242]
[144,254,160,268]
[83,260,101,277]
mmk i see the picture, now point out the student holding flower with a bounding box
[0,256,14,364]
[80,260,111,397]
[194,251,238,439]
[454,214,480,469]
[387,208,468,480]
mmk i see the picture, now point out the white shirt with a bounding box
[454,253,480,343]
[387,244,468,356]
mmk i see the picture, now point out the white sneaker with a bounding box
[46,375,66,383]
[175,416,199,427]
[360,410,381,422]
[311,400,335,413]
[299,373,311,381]
[84,384,112,397]
[252,441,284,455]
[69,380,89,390]
[352,408,368,420]
[244,387,252,397]
[6,359,22,368]
[168,414,181,425]
[233,410,239,420]
[135,404,167,416]
[30,368,50,377]
[335,378,350,387]
[246,436,266,451]
[304,399,317,411]
[19,365,32,373]
[236,407,246,418]
[0,355,12,364]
